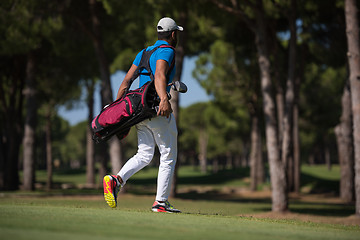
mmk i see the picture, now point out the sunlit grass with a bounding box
[301,164,340,180]
[19,164,342,195]
[4,164,359,240]
[0,196,358,240]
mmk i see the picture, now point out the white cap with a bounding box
[157,17,184,32]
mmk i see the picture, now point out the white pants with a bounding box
[117,114,178,201]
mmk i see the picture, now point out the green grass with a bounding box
[25,164,339,192]
[2,165,359,239]
[301,165,340,181]
[23,168,98,185]
[15,164,347,208]
[300,165,340,194]
[0,196,359,240]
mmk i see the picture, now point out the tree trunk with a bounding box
[282,0,297,193]
[199,129,208,173]
[45,106,53,190]
[88,0,112,106]
[250,113,261,191]
[335,81,355,203]
[226,152,233,169]
[22,53,37,191]
[293,40,306,194]
[0,56,24,190]
[255,2,287,212]
[212,0,287,213]
[86,80,95,187]
[344,0,360,215]
[88,0,124,179]
[241,142,249,167]
[325,144,331,171]
[86,124,95,186]
[213,158,219,174]
[110,137,123,174]
[257,139,264,185]
[170,9,188,198]
[293,84,301,193]
[272,39,285,145]
[257,43,287,212]
[293,39,310,193]
[234,155,241,168]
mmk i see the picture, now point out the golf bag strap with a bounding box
[126,45,175,94]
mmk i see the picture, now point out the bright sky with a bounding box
[58,56,212,126]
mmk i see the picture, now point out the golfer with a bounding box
[103,17,183,213]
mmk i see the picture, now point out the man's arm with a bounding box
[154,59,172,118]
[116,64,138,100]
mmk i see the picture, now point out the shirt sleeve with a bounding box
[155,47,175,66]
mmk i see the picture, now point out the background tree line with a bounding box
[1,0,359,215]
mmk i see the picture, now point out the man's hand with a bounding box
[157,98,172,118]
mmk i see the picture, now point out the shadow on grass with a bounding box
[177,191,272,204]
[300,172,339,195]
[130,167,250,186]
[289,202,355,217]
[176,192,355,217]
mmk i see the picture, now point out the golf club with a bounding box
[168,81,188,93]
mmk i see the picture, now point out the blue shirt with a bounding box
[133,40,175,92]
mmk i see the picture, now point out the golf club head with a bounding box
[170,81,188,93]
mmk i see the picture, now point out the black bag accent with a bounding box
[91,45,175,143]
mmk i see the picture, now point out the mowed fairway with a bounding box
[0,195,359,240]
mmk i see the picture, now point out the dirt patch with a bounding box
[192,188,360,226]
[240,211,360,227]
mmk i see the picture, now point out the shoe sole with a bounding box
[152,208,171,213]
[103,175,117,208]
[151,208,181,213]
